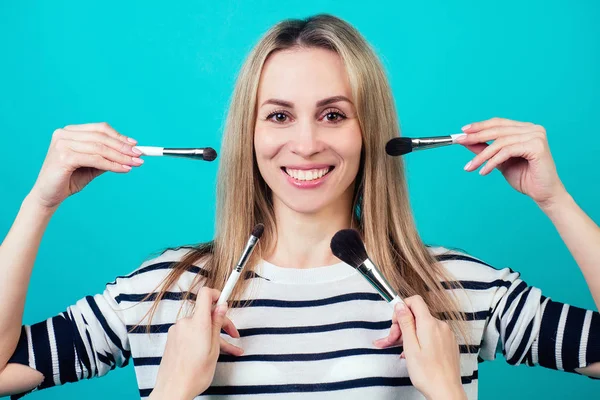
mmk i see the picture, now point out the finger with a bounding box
[394,302,420,353]
[211,305,228,348]
[462,143,488,157]
[458,125,537,146]
[465,133,540,172]
[403,295,434,322]
[63,122,136,144]
[222,316,240,338]
[60,148,132,173]
[57,129,142,158]
[373,322,402,348]
[463,117,533,133]
[479,142,533,175]
[219,337,244,356]
[65,139,143,167]
[400,351,405,359]
[192,287,218,328]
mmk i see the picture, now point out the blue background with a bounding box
[1,1,598,398]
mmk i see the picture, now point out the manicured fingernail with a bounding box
[127,137,137,144]
[462,124,471,131]
[132,157,144,165]
[479,167,486,175]
[395,302,406,313]
[216,305,228,315]
[455,134,467,142]
[132,146,142,155]
[122,165,132,171]
[464,161,472,171]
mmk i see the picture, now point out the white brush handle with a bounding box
[450,133,467,143]
[217,270,241,305]
[133,146,164,156]
[389,296,405,309]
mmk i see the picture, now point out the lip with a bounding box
[281,166,334,189]
[283,164,333,170]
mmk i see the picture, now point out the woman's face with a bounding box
[254,47,363,216]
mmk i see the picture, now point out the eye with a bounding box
[320,108,347,123]
[266,111,292,124]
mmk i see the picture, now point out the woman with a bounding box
[0,14,599,400]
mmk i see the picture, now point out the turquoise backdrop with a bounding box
[1,1,598,398]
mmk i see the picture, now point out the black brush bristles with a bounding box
[385,137,413,156]
[203,147,218,161]
[330,229,368,269]
[252,223,265,239]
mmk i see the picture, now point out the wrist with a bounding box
[536,187,573,215]
[23,192,59,217]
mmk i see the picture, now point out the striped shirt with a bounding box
[8,246,600,399]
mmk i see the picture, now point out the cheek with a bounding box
[254,127,284,161]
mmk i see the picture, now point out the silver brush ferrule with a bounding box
[357,258,400,302]
[234,235,259,273]
[411,136,454,151]
[162,148,207,160]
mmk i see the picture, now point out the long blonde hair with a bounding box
[141,14,468,342]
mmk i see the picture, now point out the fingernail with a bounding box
[462,124,471,131]
[132,157,144,165]
[216,305,228,315]
[127,137,137,144]
[464,161,472,171]
[132,147,142,155]
[479,167,486,175]
[395,302,406,313]
[455,134,467,142]
[122,165,132,171]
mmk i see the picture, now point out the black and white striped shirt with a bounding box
[8,247,600,399]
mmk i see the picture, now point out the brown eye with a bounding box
[325,112,341,121]
[274,113,287,122]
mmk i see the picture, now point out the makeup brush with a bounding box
[133,146,218,161]
[330,229,404,308]
[385,134,467,157]
[217,223,265,305]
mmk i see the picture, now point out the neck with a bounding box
[267,196,354,269]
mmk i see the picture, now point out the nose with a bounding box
[289,121,325,158]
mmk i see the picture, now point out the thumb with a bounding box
[395,302,419,353]
[211,304,228,342]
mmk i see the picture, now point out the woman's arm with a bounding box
[0,196,55,370]
[0,123,141,392]
[459,117,600,308]
[539,191,600,309]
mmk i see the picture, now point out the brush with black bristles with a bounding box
[330,229,404,308]
[133,146,218,161]
[385,133,467,157]
[217,223,265,305]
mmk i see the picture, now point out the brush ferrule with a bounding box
[162,148,207,160]
[411,136,454,151]
[357,259,400,302]
[234,235,259,273]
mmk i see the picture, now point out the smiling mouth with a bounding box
[281,166,335,181]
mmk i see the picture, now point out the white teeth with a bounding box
[285,167,331,181]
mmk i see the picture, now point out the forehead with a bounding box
[257,47,352,102]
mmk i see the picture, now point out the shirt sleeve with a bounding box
[7,282,131,398]
[479,266,600,376]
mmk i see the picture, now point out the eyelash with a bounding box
[265,108,347,124]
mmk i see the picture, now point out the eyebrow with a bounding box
[261,95,353,108]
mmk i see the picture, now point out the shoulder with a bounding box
[427,245,521,285]
[105,246,210,296]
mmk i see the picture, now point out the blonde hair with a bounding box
[139,14,469,343]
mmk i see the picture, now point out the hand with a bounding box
[457,117,567,207]
[150,288,243,400]
[376,296,466,400]
[28,122,143,210]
